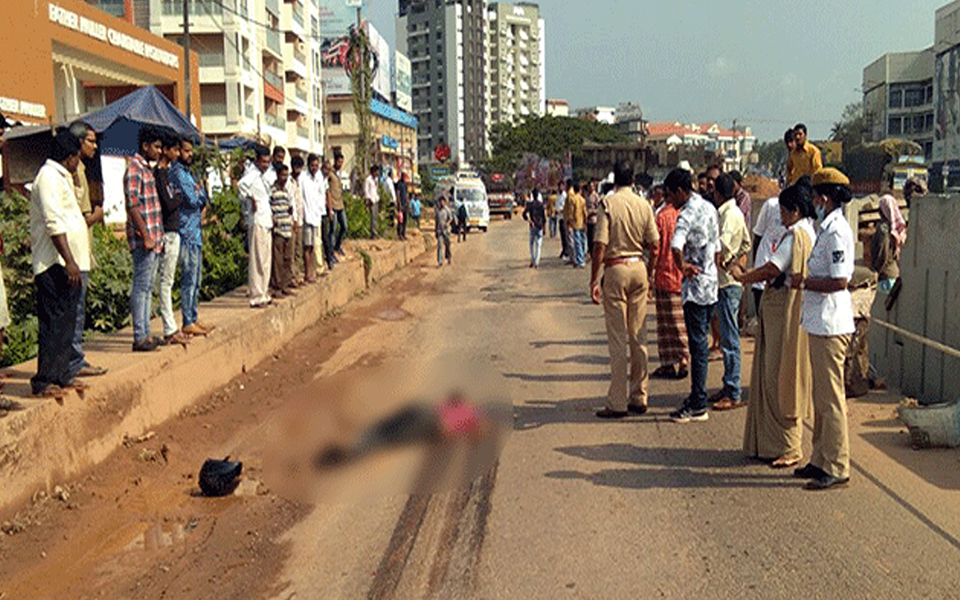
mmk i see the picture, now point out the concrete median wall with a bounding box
[871,194,960,404]
[0,235,427,514]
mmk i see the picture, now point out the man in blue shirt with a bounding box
[169,137,214,336]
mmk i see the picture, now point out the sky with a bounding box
[364,0,948,142]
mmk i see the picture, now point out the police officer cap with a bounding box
[811,167,850,187]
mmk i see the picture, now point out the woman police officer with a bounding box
[790,167,857,491]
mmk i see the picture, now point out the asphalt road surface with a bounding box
[4,217,960,600]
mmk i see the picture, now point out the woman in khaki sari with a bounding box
[733,182,817,468]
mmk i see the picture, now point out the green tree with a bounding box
[830,101,867,148]
[754,139,787,172]
[485,115,626,177]
[347,23,378,190]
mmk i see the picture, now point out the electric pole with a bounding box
[183,0,192,123]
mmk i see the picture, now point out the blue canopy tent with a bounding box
[84,86,200,157]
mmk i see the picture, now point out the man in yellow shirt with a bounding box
[568,183,588,267]
[787,123,822,185]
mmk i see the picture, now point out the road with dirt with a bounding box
[3,217,960,599]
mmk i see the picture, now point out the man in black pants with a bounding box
[29,129,88,397]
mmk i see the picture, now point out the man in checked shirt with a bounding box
[124,126,165,352]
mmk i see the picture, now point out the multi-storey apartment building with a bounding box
[485,2,544,127]
[145,0,325,153]
[396,0,486,167]
[863,48,934,160]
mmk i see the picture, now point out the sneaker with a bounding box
[669,406,709,423]
[182,323,207,336]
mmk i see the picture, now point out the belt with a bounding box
[604,256,642,267]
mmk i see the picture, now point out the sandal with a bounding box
[771,456,801,469]
[712,398,746,411]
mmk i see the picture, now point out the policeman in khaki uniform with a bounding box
[590,163,660,419]
[792,167,856,490]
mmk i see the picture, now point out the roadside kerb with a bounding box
[0,234,428,514]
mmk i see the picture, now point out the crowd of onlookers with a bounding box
[0,117,421,397]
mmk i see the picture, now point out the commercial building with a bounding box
[545,99,569,117]
[862,48,934,159]
[575,106,616,125]
[485,2,545,127]
[0,0,199,126]
[324,94,418,184]
[397,0,487,167]
[614,101,646,144]
[933,0,960,186]
[144,0,325,154]
[646,121,756,172]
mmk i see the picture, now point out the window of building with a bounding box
[913,114,925,133]
[905,87,925,107]
[927,84,934,104]
[889,89,902,109]
[888,116,902,135]
[926,112,935,131]
[924,141,933,159]
[332,146,342,157]
[331,111,341,125]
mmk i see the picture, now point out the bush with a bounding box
[343,189,396,240]
[200,187,247,301]
[1,189,36,368]
[86,224,132,332]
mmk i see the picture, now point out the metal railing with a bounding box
[264,113,284,130]
[245,103,255,118]
[295,86,308,102]
[292,7,304,28]
[293,46,307,64]
[197,52,224,67]
[201,102,227,117]
[265,29,282,56]
[297,125,310,139]
[265,0,280,17]
[263,70,283,90]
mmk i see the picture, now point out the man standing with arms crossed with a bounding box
[787,123,822,186]
[590,162,660,419]
[170,136,213,336]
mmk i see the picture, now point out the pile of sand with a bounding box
[743,174,781,201]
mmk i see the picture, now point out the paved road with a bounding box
[5,217,960,599]
[267,217,960,599]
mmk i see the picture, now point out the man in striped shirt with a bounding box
[124,125,164,352]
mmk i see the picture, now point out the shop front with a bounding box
[0,0,198,126]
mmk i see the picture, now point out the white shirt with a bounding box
[364,175,379,205]
[286,177,304,226]
[384,177,396,204]
[768,218,816,275]
[672,193,720,306]
[238,166,273,229]
[299,170,326,227]
[555,191,566,213]
[30,159,91,275]
[801,208,856,337]
[752,197,786,291]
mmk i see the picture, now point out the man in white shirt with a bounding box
[555,182,569,260]
[364,165,381,239]
[710,173,752,411]
[300,153,328,281]
[288,155,306,286]
[29,129,90,397]
[239,146,274,307]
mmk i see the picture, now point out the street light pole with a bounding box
[183,0,192,122]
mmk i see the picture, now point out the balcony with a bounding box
[197,52,223,67]
[265,29,282,57]
[245,103,255,119]
[297,125,310,140]
[264,113,284,130]
[162,0,223,16]
[265,0,280,17]
[201,102,227,117]
[264,70,283,90]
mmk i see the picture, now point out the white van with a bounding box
[437,171,490,232]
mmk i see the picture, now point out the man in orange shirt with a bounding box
[786,123,822,185]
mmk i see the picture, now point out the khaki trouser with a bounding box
[809,334,852,479]
[602,262,650,411]
[291,222,304,284]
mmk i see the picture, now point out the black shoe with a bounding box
[793,464,827,479]
[805,474,850,491]
[596,408,629,419]
[132,337,160,352]
[669,406,709,423]
[627,404,648,415]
